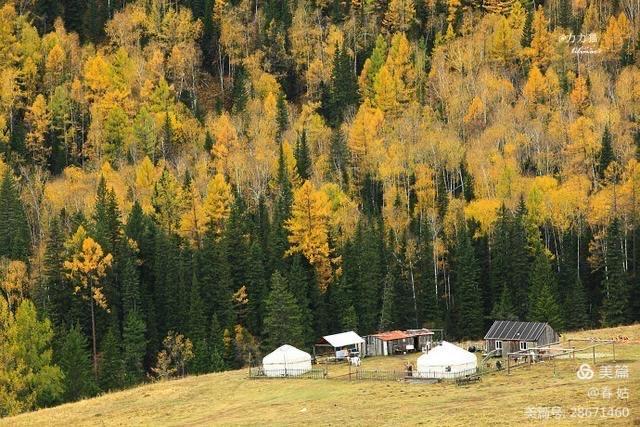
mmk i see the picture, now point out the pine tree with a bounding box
[528,248,564,331]
[42,215,69,330]
[564,277,589,330]
[521,8,534,47]
[325,45,359,126]
[208,315,226,372]
[98,326,125,392]
[187,273,209,373]
[263,271,304,350]
[602,218,630,326]
[451,215,484,339]
[598,125,615,180]
[275,92,288,143]
[122,311,147,386]
[295,130,312,180]
[59,324,98,402]
[287,254,314,346]
[558,0,572,29]
[379,272,396,330]
[0,169,31,261]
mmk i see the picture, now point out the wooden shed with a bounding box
[484,320,559,357]
[365,329,434,356]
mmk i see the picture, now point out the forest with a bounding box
[0,0,639,416]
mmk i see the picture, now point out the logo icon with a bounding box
[577,363,594,380]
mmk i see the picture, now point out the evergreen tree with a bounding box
[122,311,147,386]
[187,273,209,373]
[263,271,304,350]
[245,241,267,335]
[598,125,615,180]
[511,197,532,318]
[275,92,288,143]
[564,277,589,330]
[325,45,359,126]
[294,130,312,180]
[98,326,125,392]
[521,8,534,47]
[41,215,69,330]
[208,315,226,372]
[59,324,97,402]
[601,218,630,326]
[0,169,31,261]
[270,142,293,271]
[82,0,108,43]
[287,255,314,346]
[528,248,564,331]
[341,305,359,331]
[558,0,572,29]
[231,66,249,113]
[379,272,396,330]
[451,216,484,339]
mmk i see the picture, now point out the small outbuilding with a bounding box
[484,320,560,357]
[365,329,434,356]
[262,344,312,377]
[417,341,478,379]
[315,331,365,360]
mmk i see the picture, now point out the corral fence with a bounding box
[353,367,479,382]
[248,366,328,379]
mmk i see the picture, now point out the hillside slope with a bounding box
[3,325,639,426]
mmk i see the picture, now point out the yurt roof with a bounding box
[418,341,476,366]
[263,344,311,364]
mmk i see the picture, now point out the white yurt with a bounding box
[262,344,312,377]
[417,341,478,379]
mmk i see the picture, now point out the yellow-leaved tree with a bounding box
[204,173,234,236]
[64,228,113,378]
[24,94,51,167]
[0,260,29,312]
[286,180,332,291]
[179,180,206,247]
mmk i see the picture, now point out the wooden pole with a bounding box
[507,356,510,375]
[612,342,616,362]
[592,346,596,365]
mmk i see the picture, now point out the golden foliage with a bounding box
[286,181,332,291]
[64,235,113,310]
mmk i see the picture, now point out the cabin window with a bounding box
[519,341,527,351]
[495,340,502,350]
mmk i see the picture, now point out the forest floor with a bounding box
[3,324,640,426]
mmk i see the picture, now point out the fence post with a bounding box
[507,356,510,375]
[612,342,616,362]
[592,346,596,365]
[349,361,352,381]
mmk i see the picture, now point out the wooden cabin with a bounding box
[484,320,559,357]
[365,329,434,356]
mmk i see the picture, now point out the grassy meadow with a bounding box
[2,325,639,426]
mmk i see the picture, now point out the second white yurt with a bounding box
[262,344,312,377]
[417,341,478,379]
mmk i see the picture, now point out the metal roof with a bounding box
[484,320,550,341]
[322,331,365,348]
[372,330,410,341]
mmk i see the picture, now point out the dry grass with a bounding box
[3,325,640,426]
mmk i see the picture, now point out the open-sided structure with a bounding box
[262,344,312,377]
[315,331,365,359]
[416,341,477,379]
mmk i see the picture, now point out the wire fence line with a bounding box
[354,367,479,381]
[248,366,328,379]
